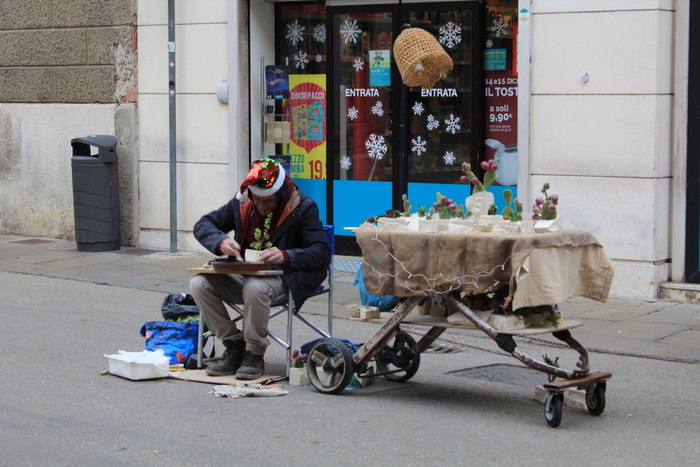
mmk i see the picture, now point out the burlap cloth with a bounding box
[356,223,614,310]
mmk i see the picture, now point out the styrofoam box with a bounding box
[106,355,170,380]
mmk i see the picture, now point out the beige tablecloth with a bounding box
[355,223,614,310]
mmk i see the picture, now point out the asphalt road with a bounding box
[1,271,698,466]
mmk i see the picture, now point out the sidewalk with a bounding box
[1,234,698,363]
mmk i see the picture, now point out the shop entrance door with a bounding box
[328,2,484,254]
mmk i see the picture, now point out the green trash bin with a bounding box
[71,135,120,252]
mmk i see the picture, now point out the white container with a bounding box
[492,221,521,235]
[488,314,528,331]
[245,249,263,262]
[534,217,561,233]
[105,350,171,380]
[465,191,495,220]
[519,220,535,234]
[478,215,503,232]
[288,366,310,386]
[377,217,409,231]
[448,219,475,232]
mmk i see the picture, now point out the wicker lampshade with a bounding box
[393,27,453,89]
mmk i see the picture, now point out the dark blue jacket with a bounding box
[193,180,330,312]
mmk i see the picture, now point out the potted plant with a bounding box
[461,160,498,222]
[288,349,309,386]
[246,212,273,262]
[532,183,561,232]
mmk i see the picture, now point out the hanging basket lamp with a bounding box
[393,27,453,89]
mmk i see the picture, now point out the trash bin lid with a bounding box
[71,135,117,162]
[71,135,117,149]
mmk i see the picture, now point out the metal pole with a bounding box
[168,0,178,252]
[261,56,265,159]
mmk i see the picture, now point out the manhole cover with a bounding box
[445,363,547,386]
[9,239,55,245]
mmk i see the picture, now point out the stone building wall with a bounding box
[0,0,136,103]
[0,0,139,245]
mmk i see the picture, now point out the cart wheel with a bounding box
[544,393,564,428]
[585,382,606,416]
[375,330,420,382]
[306,338,355,395]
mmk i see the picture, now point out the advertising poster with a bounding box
[265,65,289,100]
[369,50,390,86]
[288,74,327,179]
[484,70,518,186]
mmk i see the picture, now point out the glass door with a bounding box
[403,4,483,216]
[329,6,398,253]
[329,2,484,254]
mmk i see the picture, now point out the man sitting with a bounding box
[190,159,330,379]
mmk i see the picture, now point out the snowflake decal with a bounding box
[313,23,326,43]
[412,101,424,116]
[353,57,364,72]
[316,54,323,63]
[371,101,384,116]
[492,17,508,37]
[444,113,461,134]
[340,155,352,170]
[286,20,305,46]
[443,151,456,166]
[340,19,362,44]
[411,136,427,156]
[439,22,462,49]
[427,114,440,131]
[347,106,358,121]
[365,134,388,160]
[294,51,309,70]
[486,39,493,49]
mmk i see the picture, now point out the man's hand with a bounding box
[260,247,284,265]
[218,236,242,258]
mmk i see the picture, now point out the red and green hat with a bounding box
[237,158,286,199]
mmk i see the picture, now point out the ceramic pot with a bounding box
[245,249,262,262]
[288,366,309,386]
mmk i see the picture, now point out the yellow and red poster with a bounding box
[288,74,327,179]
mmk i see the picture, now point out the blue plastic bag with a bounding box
[351,266,400,311]
[140,321,199,365]
[300,338,361,356]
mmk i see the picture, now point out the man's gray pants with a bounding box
[189,274,288,356]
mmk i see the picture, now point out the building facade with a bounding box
[0,0,695,302]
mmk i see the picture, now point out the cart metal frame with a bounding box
[306,294,611,428]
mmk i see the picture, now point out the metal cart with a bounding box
[306,224,614,428]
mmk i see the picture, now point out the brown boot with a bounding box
[206,338,246,376]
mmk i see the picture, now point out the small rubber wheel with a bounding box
[306,338,355,394]
[586,382,606,416]
[544,393,564,428]
[375,330,420,382]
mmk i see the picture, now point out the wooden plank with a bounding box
[368,313,584,336]
[543,371,612,390]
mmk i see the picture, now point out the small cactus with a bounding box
[416,205,427,217]
[502,189,523,221]
[385,208,401,218]
[402,194,411,217]
[433,192,457,219]
[461,160,498,193]
[532,183,558,220]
